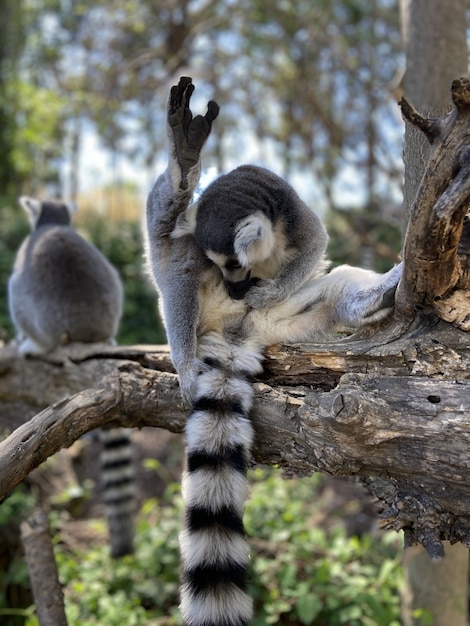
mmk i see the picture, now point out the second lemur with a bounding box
[9,198,135,558]
[146,77,402,626]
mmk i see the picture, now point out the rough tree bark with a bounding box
[0,80,469,570]
[398,3,469,624]
[21,508,68,626]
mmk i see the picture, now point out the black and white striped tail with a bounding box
[100,427,136,558]
[180,337,263,626]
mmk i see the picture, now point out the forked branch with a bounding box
[396,77,470,326]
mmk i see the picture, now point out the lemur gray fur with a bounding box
[8,197,135,558]
[145,77,402,626]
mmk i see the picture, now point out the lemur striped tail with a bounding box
[100,427,136,558]
[180,334,264,626]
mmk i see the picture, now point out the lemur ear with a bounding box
[18,196,42,229]
[234,212,276,267]
[19,196,41,216]
[171,203,199,238]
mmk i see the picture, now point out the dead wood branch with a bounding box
[1,314,469,558]
[397,77,470,324]
[21,508,68,626]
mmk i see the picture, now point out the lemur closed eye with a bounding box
[146,77,402,626]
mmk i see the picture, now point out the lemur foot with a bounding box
[18,337,48,356]
[178,358,210,407]
[339,262,403,326]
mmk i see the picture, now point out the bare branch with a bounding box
[396,79,470,319]
[1,324,470,555]
[400,97,441,142]
[21,508,68,626]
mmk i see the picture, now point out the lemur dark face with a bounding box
[206,250,249,283]
[205,250,260,300]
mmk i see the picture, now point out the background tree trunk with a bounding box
[21,508,68,626]
[399,1,469,624]
[399,0,468,222]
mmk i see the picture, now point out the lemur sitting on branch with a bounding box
[9,198,135,559]
[146,76,402,626]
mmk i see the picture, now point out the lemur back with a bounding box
[9,197,135,558]
[146,77,402,625]
[9,197,122,354]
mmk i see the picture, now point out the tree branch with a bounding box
[397,78,470,322]
[1,318,469,557]
[21,508,68,626]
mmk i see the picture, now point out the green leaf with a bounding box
[296,593,323,624]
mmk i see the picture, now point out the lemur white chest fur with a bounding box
[197,268,247,336]
[196,220,296,337]
[145,77,402,626]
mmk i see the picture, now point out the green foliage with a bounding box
[0,487,35,626]
[10,81,66,188]
[0,486,35,527]
[48,470,402,625]
[54,492,183,625]
[246,469,403,625]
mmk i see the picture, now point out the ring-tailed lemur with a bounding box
[145,77,402,626]
[8,197,135,558]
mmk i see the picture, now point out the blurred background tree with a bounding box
[0,0,405,347]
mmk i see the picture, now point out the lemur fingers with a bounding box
[245,279,286,308]
[167,77,219,186]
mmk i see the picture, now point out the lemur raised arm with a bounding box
[146,77,402,626]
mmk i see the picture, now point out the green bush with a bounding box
[56,489,182,626]
[0,487,35,626]
[51,469,402,625]
[246,469,402,625]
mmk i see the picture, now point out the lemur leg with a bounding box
[17,336,49,356]
[330,262,403,326]
[253,262,403,344]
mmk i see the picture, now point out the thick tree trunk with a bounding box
[399,3,469,624]
[399,0,468,221]
[401,542,469,626]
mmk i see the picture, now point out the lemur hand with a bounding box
[168,77,219,188]
[245,279,287,309]
[177,357,208,408]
